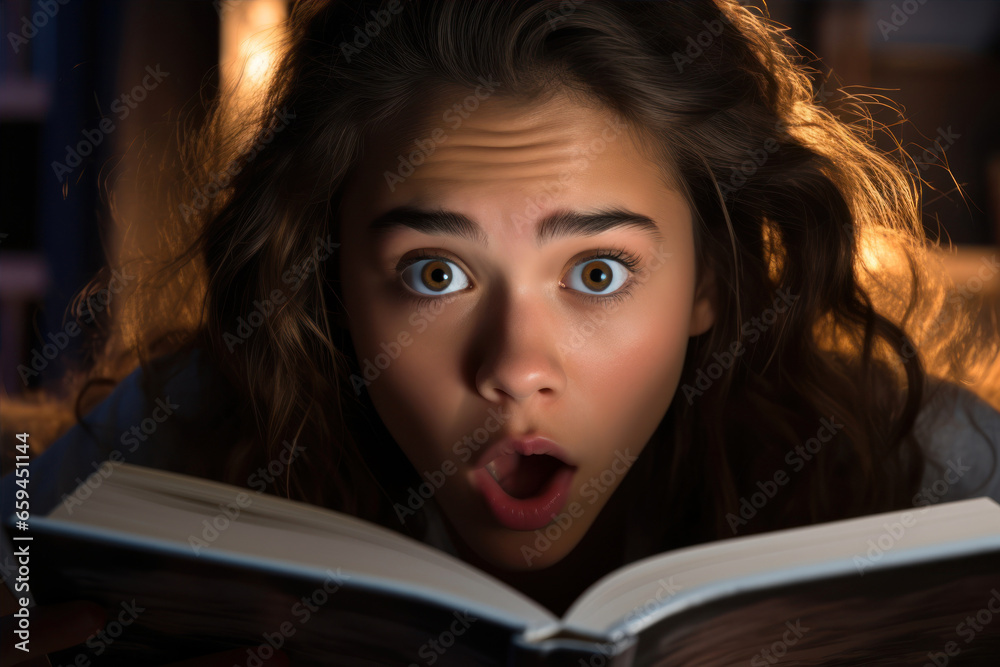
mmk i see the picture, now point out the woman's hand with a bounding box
[1,586,288,666]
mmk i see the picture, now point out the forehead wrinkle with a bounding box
[364,90,673,252]
[435,140,573,155]
[431,128,582,156]
[408,176,572,190]
[417,157,580,178]
[409,140,581,177]
[412,159,578,177]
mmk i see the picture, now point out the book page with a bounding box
[45,463,557,632]
[630,559,1000,666]
[559,498,1000,637]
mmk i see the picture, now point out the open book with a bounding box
[8,463,1000,666]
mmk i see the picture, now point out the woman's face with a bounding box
[339,89,714,571]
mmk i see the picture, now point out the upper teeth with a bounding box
[486,461,501,483]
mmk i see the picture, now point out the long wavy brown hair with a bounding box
[4,0,999,557]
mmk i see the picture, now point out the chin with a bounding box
[453,510,595,572]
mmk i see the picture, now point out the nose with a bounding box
[473,291,568,404]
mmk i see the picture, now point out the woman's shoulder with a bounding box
[912,378,1000,505]
[69,344,226,464]
[3,345,230,512]
[0,345,232,590]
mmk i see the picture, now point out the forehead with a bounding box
[341,88,685,237]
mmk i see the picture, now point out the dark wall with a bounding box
[0,0,218,392]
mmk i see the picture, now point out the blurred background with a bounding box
[1,0,999,396]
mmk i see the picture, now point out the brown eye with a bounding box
[421,260,452,292]
[580,260,611,292]
[566,257,628,295]
[401,257,471,296]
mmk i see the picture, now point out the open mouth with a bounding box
[471,439,579,531]
[485,452,571,499]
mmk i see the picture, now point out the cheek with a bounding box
[622,288,691,396]
[347,296,464,468]
[577,313,688,448]
[569,270,693,456]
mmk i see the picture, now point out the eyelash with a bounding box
[396,246,642,308]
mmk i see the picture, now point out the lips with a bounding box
[470,436,578,531]
[472,435,577,471]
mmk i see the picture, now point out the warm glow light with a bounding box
[219,0,288,112]
[856,227,907,276]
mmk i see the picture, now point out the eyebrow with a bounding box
[366,205,665,248]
